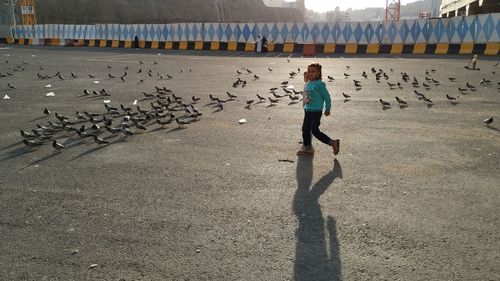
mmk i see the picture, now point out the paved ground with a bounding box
[0,46,499,281]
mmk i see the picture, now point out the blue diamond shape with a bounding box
[388,22,398,42]
[281,24,289,41]
[261,23,270,38]
[162,25,169,40]
[269,24,279,41]
[434,20,445,42]
[184,24,190,40]
[445,19,455,41]
[310,23,320,42]
[190,24,197,40]
[457,18,468,41]
[353,23,363,43]
[122,26,129,40]
[422,21,432,41]
[410,20,421,42]
[375,23,385,42]
[332,23,342,42]
[206,24,214,40]
[342,24,352,42]
[252,24,260,40]
[242,24,251,41]
[321,24,330,42]
[169,25,176,40]
[399,21,409,42]
[300,24,309,42]
[482,15,494,41]
[364,24,375,42]
[233,25,241,41]
[290,23,300,41]
[224,24,232,40]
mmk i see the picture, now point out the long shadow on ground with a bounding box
[293,157,343,281]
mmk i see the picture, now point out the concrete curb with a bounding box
[2,37,499,56]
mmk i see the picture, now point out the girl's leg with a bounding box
[310,112,332,145]
[310,112,340,155]
[301,111,313,148]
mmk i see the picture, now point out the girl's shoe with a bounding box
[331,139,340,155]
[296,147,314,156]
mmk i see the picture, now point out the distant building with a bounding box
[326,10,350,22]
[441,0,500,17]
[419,10,432,19]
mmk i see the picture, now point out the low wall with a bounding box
[2,14,499,55]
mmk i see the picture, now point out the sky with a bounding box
[292,0,420,12]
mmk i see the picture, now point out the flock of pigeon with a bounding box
[0,53,498,154]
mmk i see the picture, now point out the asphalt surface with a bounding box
[0,46,499,281]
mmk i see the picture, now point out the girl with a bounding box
[297,63,340,156]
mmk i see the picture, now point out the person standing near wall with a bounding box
[256,35,262,53]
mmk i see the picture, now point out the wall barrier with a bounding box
[2,13,499,55]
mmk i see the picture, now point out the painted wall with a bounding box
[10,14,500,45]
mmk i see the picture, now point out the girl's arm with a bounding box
[319,82,331,113]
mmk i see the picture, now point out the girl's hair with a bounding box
[308,63,322,80]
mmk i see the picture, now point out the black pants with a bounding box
[302,111,331,147]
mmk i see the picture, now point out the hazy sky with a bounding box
[296,0,420,12]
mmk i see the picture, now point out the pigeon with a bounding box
[107,65,112,69]
[483,116,493,126]
[423,96,433,104]
[254,75,260,80]
[122,127,134,137]
[448,77,457,82]
[458,87,468,92]
[143,92,154,98]
[58,74,65,80]
[344,73,350,78]
[479,78,491,85]
[379,99,391,107]
[236,70,242,75]
[93,135,110,145]
[466,82,476,89]
[227,92,238,100]
[493,62,499,67]
[156,118,173,127]
[246,100,254,106]
[268,68,273,72]
[446,94,457,101]
[288,95,300,102]
[43,108,51,116]
[52,139,65,151]
[256,94,266,102]
[120,76,126,82]
[342,93,351,99]
[215,101,224,111]
[327,76,335,82]
[268,97,279,104]
[192,96,201,103]
[71,73,78,78]
[281,81,289,86]
[246,69,253,74]
[121,104,132,112]
[7,83,16,89]
[89,74,96,78]
[20,129,37,139]
[395,96,408,107]
[108,73,116,79]
[388,82,397,88]
[175,118,190,127]
[23,138,45,147]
